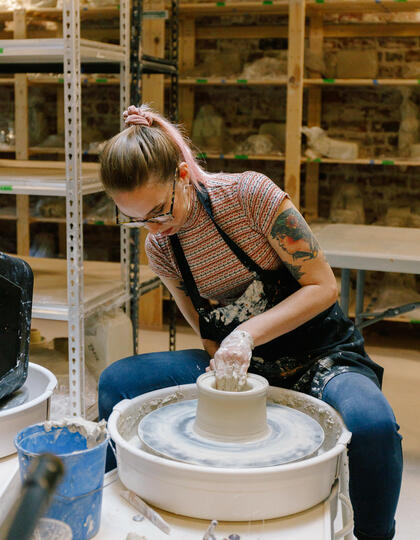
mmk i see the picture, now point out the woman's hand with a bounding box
[202,339,220,360]
[210,329,254,391]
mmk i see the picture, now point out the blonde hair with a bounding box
[100,104,213,193]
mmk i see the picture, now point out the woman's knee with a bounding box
[322,372,402,450]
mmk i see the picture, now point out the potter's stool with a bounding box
[0,453,353,540]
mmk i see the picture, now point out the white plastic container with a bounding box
[85,309,133,379]
[0,363,57,457]
[108,384,351,521]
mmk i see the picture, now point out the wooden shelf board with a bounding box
[197,152,285,161]
[306,0,420,14]
[178,77,287,86]
[179,1,290,16]
[305,78,420,86]
[303,157,420,166]
[0,159,99,171]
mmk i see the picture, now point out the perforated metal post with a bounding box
[169,0,179,123]
[119,0,135,350]
[128,0,142,354]
[63,0,85,416]
[168,0,179,351]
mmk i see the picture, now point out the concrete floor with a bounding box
[138,323,420,540]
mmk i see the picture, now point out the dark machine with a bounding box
[0,253,33,402]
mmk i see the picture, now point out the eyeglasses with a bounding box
[115,168,178,227]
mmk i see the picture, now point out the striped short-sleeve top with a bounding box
[145,171,288,304]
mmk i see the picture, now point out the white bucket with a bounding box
[0,363,57,457]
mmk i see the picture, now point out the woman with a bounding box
[98,105,402,540]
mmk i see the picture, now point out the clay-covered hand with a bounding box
[212,329,254,391]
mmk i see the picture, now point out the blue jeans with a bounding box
[98,350,402,540]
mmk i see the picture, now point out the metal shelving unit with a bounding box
[0,0,131,416]
[129,0,179,352]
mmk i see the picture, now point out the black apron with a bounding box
[169,185,383,399]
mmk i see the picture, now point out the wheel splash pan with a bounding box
[108,384,351,521]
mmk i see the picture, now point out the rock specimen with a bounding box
[234,134,281,156]
[259,122,286,152]
[302,126,359,160]
[330,182,365,224]
[336,49,378,79]
[398,88,419,158]
[192,105,225,153]
[239,54,287,80]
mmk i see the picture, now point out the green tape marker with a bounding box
[237,79,248,84]
[94,220,105,225]
[95,78,108,83]
[323,78,335,84]
[410,319,420,324]
[196,78,208,84]
[394,0,407,3]
[0,48,4,54]
[262,0,273,4]
[216,1,225,5]
[197,153,207,159]
[235,155,248,160]
[0,185,12,191]
[315,0,324,3]
[58,77,64,83]
[381,160,394,165]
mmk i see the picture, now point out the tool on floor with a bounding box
[202,519,218,540]
[4,453,64,540]
[120,489,171,535]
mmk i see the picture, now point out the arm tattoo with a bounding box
[282,260,304,281]
[270,208,320,263]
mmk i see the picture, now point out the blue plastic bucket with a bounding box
[15,422,109,540]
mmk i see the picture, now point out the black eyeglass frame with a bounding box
[115,168,178,226]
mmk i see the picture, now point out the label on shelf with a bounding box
[58,77,64,83]
[0,185,12,191]
[323,78,335,84]
[197,153,207,159]
[94,220,105,226]
[235,155,248,160]
[196,79,208,84]
[381,160,395,165]
[411,319,420,324]
[144,11,168,19]
[216,1,226,6]
[315,0,325,3]
[237,79,248,84]
[95,78,108,83]
[262,1,273,4]
[307,158,322,163]
[0,48,3,54]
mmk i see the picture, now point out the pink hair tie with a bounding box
[123,105,153,127]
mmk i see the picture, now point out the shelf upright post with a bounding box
[63,0,85,416]
[118,0,135,351]
[168,0,179,352]
[285,0,305,208]
[127,0,142,353]
[305,13,323,221]
[13,10,30,255]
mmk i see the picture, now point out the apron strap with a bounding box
[195,185,264,276]
[169,234,209,313]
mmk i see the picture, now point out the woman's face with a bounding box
[112,162,192,236]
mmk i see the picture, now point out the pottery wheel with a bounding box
[138,400,324,468]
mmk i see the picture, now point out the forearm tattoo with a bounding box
[270,208,320,278]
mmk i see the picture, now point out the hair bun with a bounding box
[123,105,153,127]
